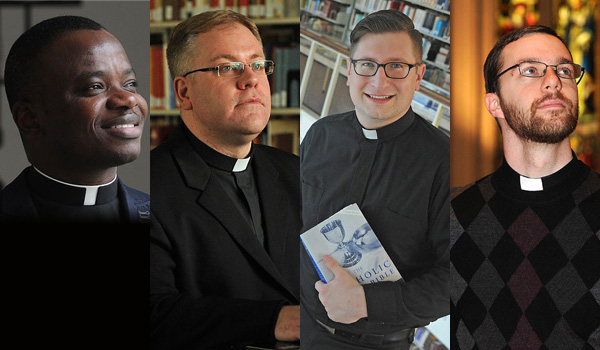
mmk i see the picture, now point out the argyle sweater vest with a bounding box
[450,158,600,349]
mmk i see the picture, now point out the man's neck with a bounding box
[503,133,573,178]
[356,106,409,130]
[182,119,253,159]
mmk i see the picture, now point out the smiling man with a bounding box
[450,25,600,348]
[149,10,300,350]
[0,16,149,223]
[300,10,449,350]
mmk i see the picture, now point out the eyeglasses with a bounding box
[183,60,275,78]
[495,61,585,85]
[350,59,421,79]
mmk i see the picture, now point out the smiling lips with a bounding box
[365,93,394,101]
[102,114,142,138]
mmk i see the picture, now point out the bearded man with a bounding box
[450,25,600,349]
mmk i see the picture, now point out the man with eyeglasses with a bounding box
[450,25,599,348]
[300,10,450,349]
[149,10,300,349]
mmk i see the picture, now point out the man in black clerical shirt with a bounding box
[0,16,149,223]
[300,10,450,349]
[149,10,300,349]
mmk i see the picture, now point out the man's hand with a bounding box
[274,305,300,342]
[315,255,368,324]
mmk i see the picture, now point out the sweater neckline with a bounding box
[491,152,589,202]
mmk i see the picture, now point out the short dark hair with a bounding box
[349,9,423,62]
[167,10,261,78]
[4,15,105,110]
[483,25,569,94]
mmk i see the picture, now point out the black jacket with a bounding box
[149,124,301,349]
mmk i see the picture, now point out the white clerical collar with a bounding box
[362,128,378,140]
[33,167,117,206]
[232,157,251,173]
[519,175,544,191]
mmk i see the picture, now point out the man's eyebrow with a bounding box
[75,68,136,81]
[517,57,574,64]
[208,53,265,63]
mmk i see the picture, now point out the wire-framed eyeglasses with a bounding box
[495,61,585,85]
[350,59,421,79]
[183,60,275,78]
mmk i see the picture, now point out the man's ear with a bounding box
[173,76,193,110]
[12,101,43,136]
[414,63,426,91]
[346,58,352,87]
[484,93,504,120]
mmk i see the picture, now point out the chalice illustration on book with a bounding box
[353,223,382,251]
[320,219,362,267]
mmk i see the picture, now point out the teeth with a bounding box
[367,94,392,99]
[111,124,135,129]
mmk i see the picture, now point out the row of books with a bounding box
[301,12,346,40]
[423,66,450,93]
[409,0,450,12]
[269,45,301,108]
[423,38,449,70]
[150,43,174,111]
[402,3,450,41]
[353,0,404,13]
[411,327,447,350]
[301,0,351,24]
[151,0,299,22]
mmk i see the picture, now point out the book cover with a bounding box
[300,203,402,285]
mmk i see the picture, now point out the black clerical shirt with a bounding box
[300,108,450,337]
[183,125,267,249]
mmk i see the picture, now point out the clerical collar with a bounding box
[355,107,416,141]
[183,123,253,172]
[27,166,118,206]
[493,151,588,201]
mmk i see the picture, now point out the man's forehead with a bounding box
[501,33,572,65]
[193,24,264,63]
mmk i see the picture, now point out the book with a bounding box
[300,203,402,284]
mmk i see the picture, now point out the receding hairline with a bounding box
[498,32,573,69]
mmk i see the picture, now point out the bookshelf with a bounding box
[149,0,302,155]
[299,0,451,140]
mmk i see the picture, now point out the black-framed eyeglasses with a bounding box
[183,60,275,78]
[350,59,421,79]
[495,61,585,85]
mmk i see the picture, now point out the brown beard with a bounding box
[499,91,579,144]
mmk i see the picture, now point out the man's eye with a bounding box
[89,84,103,90]
[125,80,139,89]
[361,62,375,68]
[521,65,540,75]
[558,66,573,77]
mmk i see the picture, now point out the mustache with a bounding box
[532,91,573,110]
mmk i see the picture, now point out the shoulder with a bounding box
[412,112,450,149]
[0,169,35,221]
[119,180,150,203]
[305,111,355,138]
[255,144,299,174]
